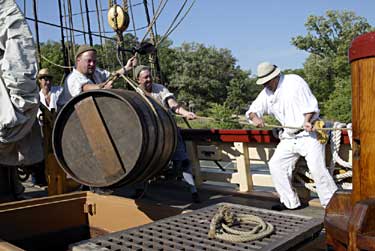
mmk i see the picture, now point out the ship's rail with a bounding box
[181,129,351,199]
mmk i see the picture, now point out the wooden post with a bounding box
[324,31,375,251]
[233,142,252,192]
[185,141,202,187]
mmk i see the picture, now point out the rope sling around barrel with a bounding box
[52,89,178,188]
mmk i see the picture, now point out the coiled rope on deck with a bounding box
[208,205,274,243]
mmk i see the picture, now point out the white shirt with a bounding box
[58,67,110,106]
[149,83,175,108]
[39,86,63,111]
[245,74,320,139]
[37,86,63,125]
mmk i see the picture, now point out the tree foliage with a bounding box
[226,67,260,115]
[207,102,242,129]
[292,10,373,122]
[165,43,237,112]
[40,41,66,84]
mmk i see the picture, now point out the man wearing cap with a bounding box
[134,65,200,203]
[0,0,43,201]
[58,44,137,106]
[245,62,337,210]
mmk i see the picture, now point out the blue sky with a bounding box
[15,0,375,74]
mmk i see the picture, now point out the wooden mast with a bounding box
[325,31,375,251]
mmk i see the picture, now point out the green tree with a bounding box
[291,10,373,121]
[226,67,260,115]
[166,42,237,113]
[322,77,352,123]
[207,102,241,129]
[40,41,66,84]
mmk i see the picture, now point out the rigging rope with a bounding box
[157,0,196,47]
[128,0,141,67]
[139,0,168,43]
[99,0,111,69]
[62,0,72,68]
[41,55,73,69]
[67,0,76,57]
[94,0,108,69]
[142,0,164,83]
[79,0,87,44]
[151,0,159,38]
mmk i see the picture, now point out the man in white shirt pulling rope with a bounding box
[245,62,337,210]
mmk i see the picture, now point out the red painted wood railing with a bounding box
[181,129,350,145]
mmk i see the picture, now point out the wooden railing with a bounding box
[182,129,351,195]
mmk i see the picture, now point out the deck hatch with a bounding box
[71,203,323,251]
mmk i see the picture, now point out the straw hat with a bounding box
[37,68,52,79]
[256,62,281,85]
[75,44,96,59]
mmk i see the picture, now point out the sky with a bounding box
[15,0,375,74]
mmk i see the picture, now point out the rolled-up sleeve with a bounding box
[295,76,319,115]
[245,91,267,124]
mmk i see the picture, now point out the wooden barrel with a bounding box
[52,89,177,187]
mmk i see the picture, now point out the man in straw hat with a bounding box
[0,0,43,201]
[245,62,337,210]
[132,65,200,203]
[37,68,63,117]
[58,44,137,106]
[31,68,63,187]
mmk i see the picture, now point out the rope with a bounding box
[264,123,352,131]
[95,0,106,68]
[41,55,73,69]
[128,0,138,41]
[330,122,352,170]
[294,122,353,192]
[128,0,142,67]
[140,0,168,43]
[157,0,188,45]
[294,173,317,193]
[79,0,87,44]
[208,205,274,243]
[62,0,72,68]
[151,0,159,38]
[99,0,111,69]
[157,0,196,47]
[67,0,76,56]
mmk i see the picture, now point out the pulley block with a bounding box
[107,4,130,32]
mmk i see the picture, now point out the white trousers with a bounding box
[268,133,338,209]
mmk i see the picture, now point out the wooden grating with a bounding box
[71,203,323,251]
